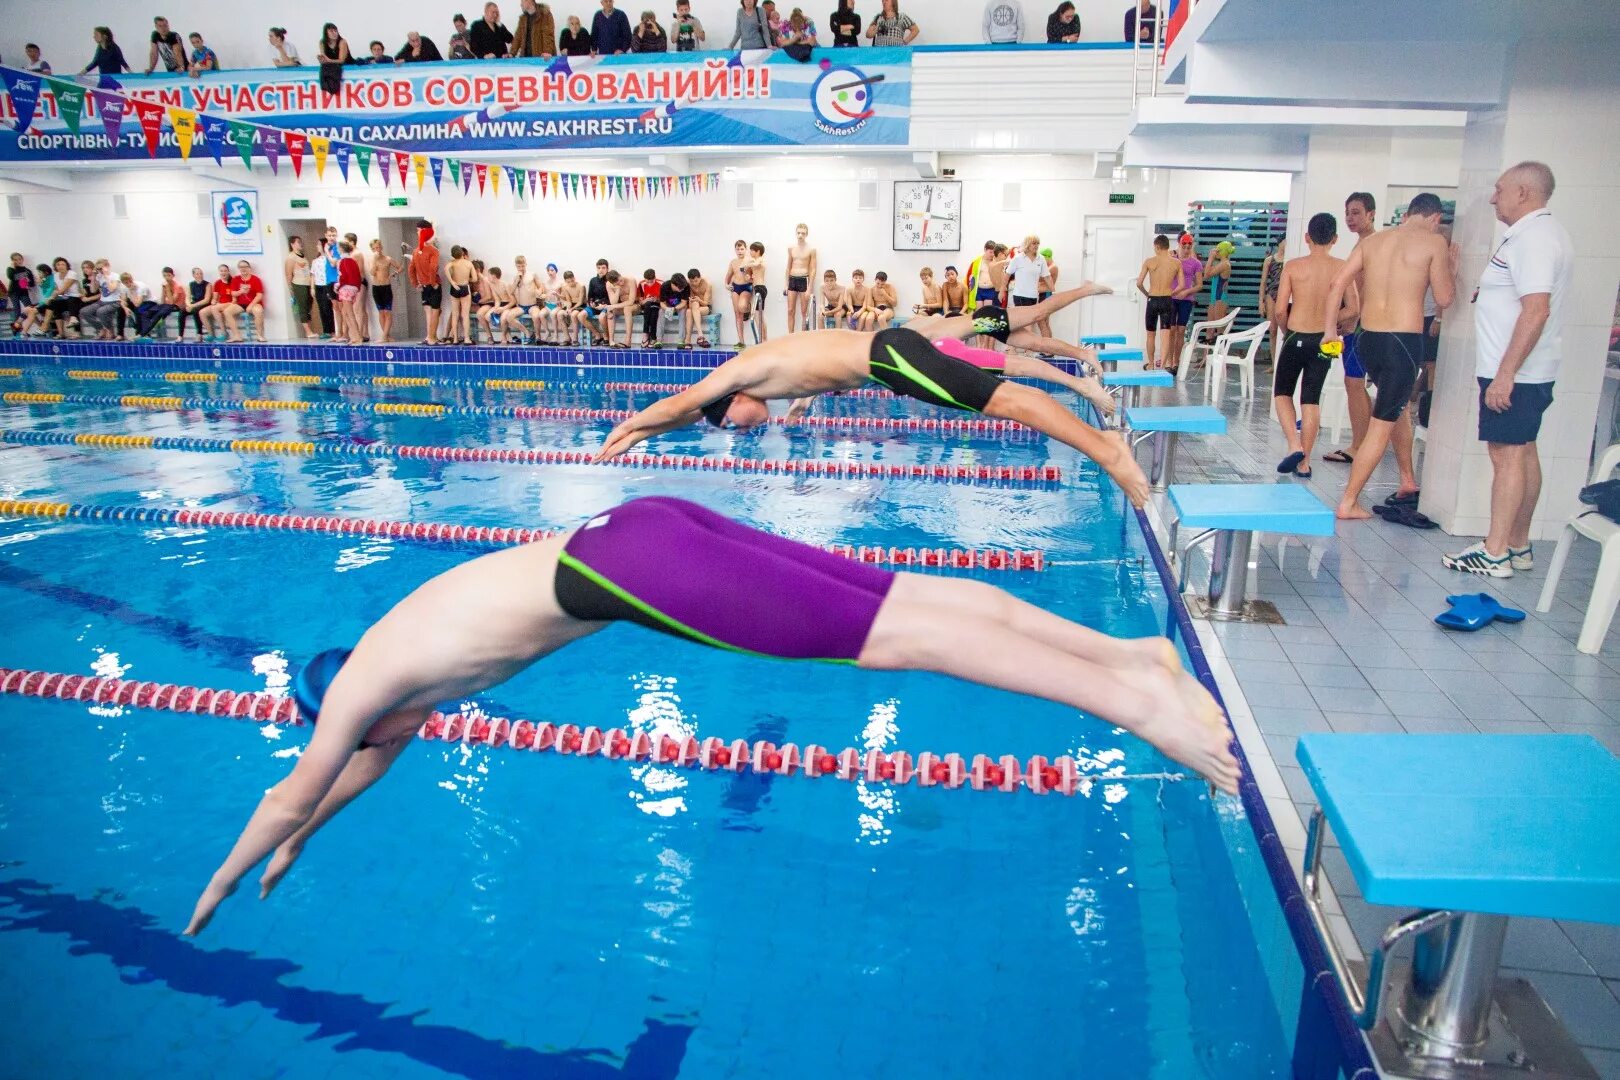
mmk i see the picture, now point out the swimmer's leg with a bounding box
[859,574,1240,794]
[984,381,1148,506]
[998,343,1114,416]
[1005,283,1108,332]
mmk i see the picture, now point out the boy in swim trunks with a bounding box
[748,242,769,343]
[725,240,757,348]
[820,270,849,328]
[785,224,816,334]
[1136,235,1180,369]
[597,296,1145,504]
[183,495,1240,934]
[1271,213,1352,478]
[685,268,713,347]
[1322,192,1457,520]
[1325,193,1378,465]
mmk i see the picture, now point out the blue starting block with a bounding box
[1092,346,1144,372]
[1101,369,1173,418]
[1125,405,1227,492]
[1081,333,1128,346]
[1167,482,1333,620]
[1298,733,1617,1076]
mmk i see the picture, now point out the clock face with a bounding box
[893,181,962,252]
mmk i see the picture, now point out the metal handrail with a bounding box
[1303,808,1460,1029]
[1174,526,1218,591]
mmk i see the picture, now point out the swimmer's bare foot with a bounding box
[1336,501,1373,521]
[1120,665,1241,795]
[1097,430,1150,507]
[1116,635,1180,674]
[1076,376,1115,417]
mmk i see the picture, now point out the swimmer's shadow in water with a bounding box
[0,876,692,1080]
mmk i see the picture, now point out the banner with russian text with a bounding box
[0,50,911,162]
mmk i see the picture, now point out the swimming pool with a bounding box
[0,350,1322,1078]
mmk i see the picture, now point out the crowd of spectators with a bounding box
[8,254,266,343]
[9,0,1174,72]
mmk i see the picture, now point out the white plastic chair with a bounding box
[1537,442,1620,655]
[1176,308,1239,383]
[1204,321,1267,401]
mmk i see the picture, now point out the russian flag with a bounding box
[1165,0,1189,50]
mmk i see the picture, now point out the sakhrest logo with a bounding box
[809,59,885,137]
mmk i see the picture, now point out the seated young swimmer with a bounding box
[596,325,1149,506]
[183,496,1238,933]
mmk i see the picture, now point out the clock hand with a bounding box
[900,210,958,221]
[925,186,933,214]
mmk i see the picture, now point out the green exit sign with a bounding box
[388,197,410,207]
[1109,193,1135,204]
[289,198,310,209]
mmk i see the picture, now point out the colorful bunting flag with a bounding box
[461,161,473,194]
[413,154,426,192]
[490,165,500,196]
[335,142,351,182]
[44,78,85,134]
[228,119,255,169]
[199,114,229,166]
[378,148,392,187]
[528,169,537,198]
[168,107,197,159]
[475,162,488,195]
[93,89,127,144]
[393,151,409,188]
[284,131,307,177]
[514,167,525,199]
[262,128,282,174]
[447,158,460,190]
[355,144,373,182]
[309,135,329,179]
[430,156,444,191]
[129,99,166,157]
[1,69,42,132]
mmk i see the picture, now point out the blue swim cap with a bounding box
[292,647,352,721]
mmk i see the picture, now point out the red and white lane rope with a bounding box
[0,668,1183,795]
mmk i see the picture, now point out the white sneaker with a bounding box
[1508,545,1533,571]
[1442,542,1513,578]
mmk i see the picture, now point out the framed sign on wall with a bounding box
[892,180,962,252]
[211,190,263,255]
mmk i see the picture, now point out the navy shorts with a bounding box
[1342,329,1366,379]
[1172,298,1195,326]
[1477,377,1553,446]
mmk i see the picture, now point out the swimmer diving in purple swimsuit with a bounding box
[184,496,1239,934]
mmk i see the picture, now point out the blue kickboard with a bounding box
[1297,734,1620,924]
[1126,405,1228,434]
[1102,370,1175,388]
[1168,483,1336,536]
[1081,334,1129,346]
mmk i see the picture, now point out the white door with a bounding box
[1081,217,1147,348]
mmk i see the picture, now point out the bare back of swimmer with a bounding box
[183,496,1239,935]
[593,328,1149,505]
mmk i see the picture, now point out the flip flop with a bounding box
[1373,504,1439,529]
[1445,593,1526,623]
[1322,450,1353,464]
[1294,466,1313,478]
[1384,490,1421,506]
[1277,451,1306,474]
[1435,593,1527,631]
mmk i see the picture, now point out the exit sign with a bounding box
[388,197,410,207]
[289,198,310,209]
[1109,193,1135,204]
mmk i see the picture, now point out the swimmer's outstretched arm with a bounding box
[783,395,818,423]
[595,360,754,460]
[183,702,401,935]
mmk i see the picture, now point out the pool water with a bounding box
[0,365,1292,1078]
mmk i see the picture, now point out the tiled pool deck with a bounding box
[1149,372,1620,1077]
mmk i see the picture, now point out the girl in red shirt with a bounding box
[334,242,364,344]
[202,263,235,341]
[228,259,267,342]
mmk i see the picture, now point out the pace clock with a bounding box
[893,180,962,252]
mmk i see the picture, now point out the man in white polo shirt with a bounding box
[1443,161,1574,578]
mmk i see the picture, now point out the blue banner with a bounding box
[0,50,911,163]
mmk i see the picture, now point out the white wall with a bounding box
[4,0,1138,73]
[0,153,1282,342]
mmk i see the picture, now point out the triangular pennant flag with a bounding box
[539,171,549,197]
[228,120,255,169]
[393,151,409,188]
[284,131,307,177]
[430,156,444,191]
[572,173,581,199]
[378,148,392,186]
[462,161,473,194]
[309,135,329,179]
[413,154,426,191]
[491,165,501,196]
[355,144,373,183]
[167,107,197,159]
[130,99,166,157]
[335,142,351,182]
[528,170,537,197]
[262,128,282,174]
[447,158,460,190]
[1,69,42,132]
[475,163,488,195]
[590,175,599,200]
[199,114,229,166]
[514,167,525,199]
[44,77,86,134]
[93,89,126,144]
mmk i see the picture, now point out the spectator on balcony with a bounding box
[631,10,668,52]
[268,28,301,67]
[763,1,784,41]
[396,31,444,62]
[23,43,51,74]
[672,0,706,51]
[592,0,634,54]
[1124,0,1158,43]
[363,40,395,64]
[317,24,351,95]
[1047,2,1080,42]
[867,1,919,45]
[470,3,515,57]
[81,27,130,75]
[147,17,187,74]
[559,15,593,55]
[828,0,861,46]
[729,0,773,49]
[984,0,1024,44]
[188,33,220,75]
[511,1,557,57]
[448,14,476,59]
[779,9,819,47]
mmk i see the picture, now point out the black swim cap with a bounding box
[700,392,738,428]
